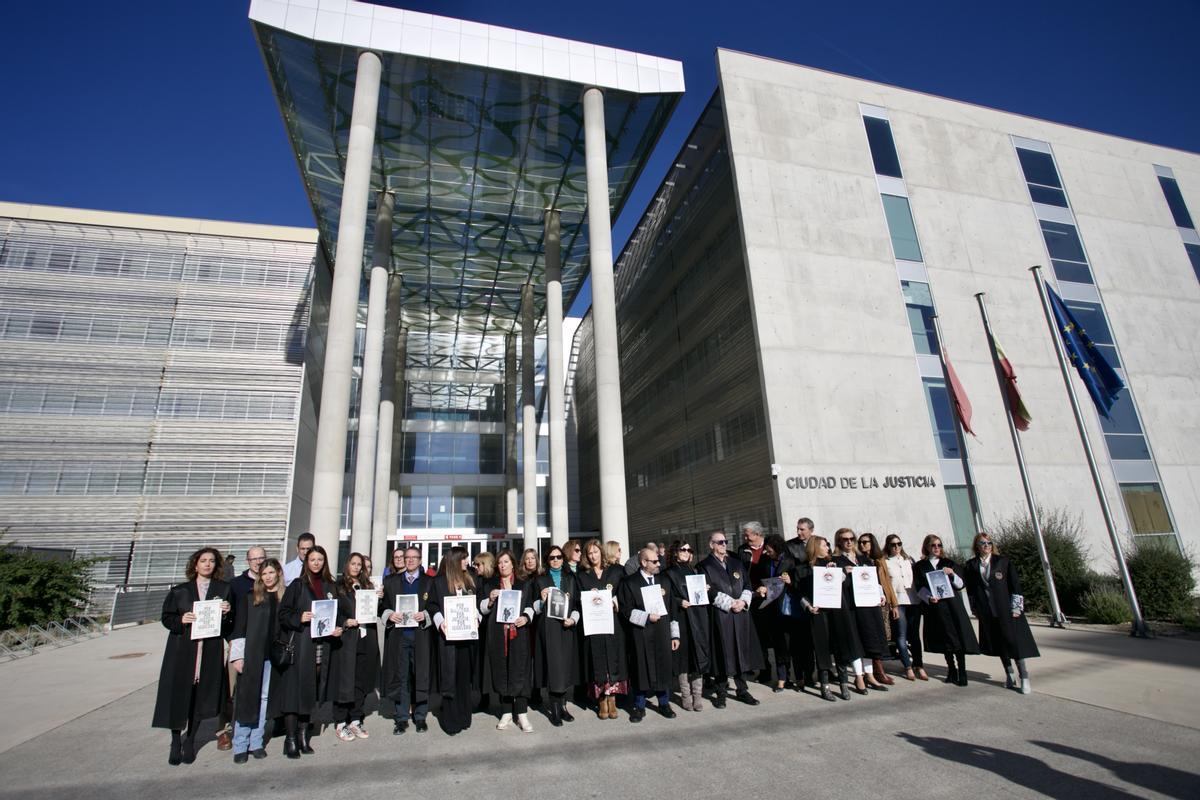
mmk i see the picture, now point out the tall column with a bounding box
[371,265,401,574]
[349,191,393,557]
[521,283,538,552]
[504,334,518,536]
[308,50,382,563]
[582,87,629,553]
[544,209,569,545]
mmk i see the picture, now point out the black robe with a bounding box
[479,576,534,697]
[379,571,433,704]
[533,572,581,693]
[326,580,380,705]
[790,563,834,672]
[576,566,627,685]
[833,554,889,659]
[751,553,796,670]
[426,576,479,698]
[152,579,232,730]
[231,591,280,727]
[914,558,980,655]
[698,553,763,677]
[618,571,676,694]
[965,556,1040,660]
[665,564,711,675]
[813,560,864,665]
[274,577,342,715]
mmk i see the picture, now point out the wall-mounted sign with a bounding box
[784,474,938,490]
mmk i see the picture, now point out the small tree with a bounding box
[990,507,1092,616]
[0,537,105,630]
[1127,537,1196,623]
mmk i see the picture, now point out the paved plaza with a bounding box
[0,623,1197,799]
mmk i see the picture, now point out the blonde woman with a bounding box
[479,549,536,731]
[230,558,284,763]
[577,538,627,719]
[517,548,543,582]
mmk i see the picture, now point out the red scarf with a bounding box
[501,575,518,655]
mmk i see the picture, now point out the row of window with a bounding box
[1157,173,1200,283]
[0,384,297,421]
[0,460,290,496]
[399,432,506,475]
[630,402,767,489]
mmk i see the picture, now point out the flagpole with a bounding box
[931,313,983,533]
[1029,266,1148,637]
[974,291,1067,628]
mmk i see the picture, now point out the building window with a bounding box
[921,378,960,459]
[944,486,976,551]
[901,280,939,355]
[881,195,923,262]
[863,116,903,178]
[1040,221,1094,284]
[1187,243,1200,283]
[1158,176,1195,229]
[1120,483,1174,535]
[1016,148,1068,207]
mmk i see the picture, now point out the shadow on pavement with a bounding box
[896,732,1145,799]
[1030,739,1200,800]
[1034,626,1200,670]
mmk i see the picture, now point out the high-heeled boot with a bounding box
[678,675,693,711]
[283,735,300,759]
[168,731,183,766]
[837,666,851,700]
[819,670,836,702]
[299,723,315,754]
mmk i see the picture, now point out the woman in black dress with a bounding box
[276,545,343,758]
[479,548,536,732]
[752,534,795,693]
[664,539,710,710]
[152,547,233,765]
[533,545,581,726]
[823,529,870,695]
[329,552,381,741]
[857,532,899,686]
[577,538,627,719]
[832,528,888,692]
[428,546,479,736]
[229,557,284,763]
[794,537,839,701]
[915,534,980,686]
[964,532,1039,694]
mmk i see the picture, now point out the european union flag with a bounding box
[1047,287,1125,417]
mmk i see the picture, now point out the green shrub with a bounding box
[0,538,105,630]
[1080,584,1132,624]
[1126,538,1196,623]
[990,507,1092,615]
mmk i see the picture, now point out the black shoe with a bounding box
[181,737,196,765]
[251,748,268,760]
[712,694,727,709]
[233,752,249,765]
[299,726,315,755]
[820,683,836,702]
[773,686,785,693]
[736,691,760,706]
[658,703,677,719]
[560,704,574,723]
[957,671,969,687]
[629,708,644,723]
[944,667,959,684]
[283,736,300,760]
[415,720,428,733]
[549,702,563,727]
[168,737,182,766]
[393,720,408,735]
[867,680,888,692]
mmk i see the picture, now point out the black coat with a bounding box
[790,563,834,672]
[965,556,1040,660]
[698,553,763,677]
[479,576,534,697]
[426,575,478,699]
[379,571,434,702]
[231,590,280,726]
[533,572,581,693]
[326,580,380,705]
[274,577,342,715]
[665,564,711,675]
[576,566,627,685]
[915,558,980,655]
[618,571,676,693]
[152,579,233,730]
[833,554,889,659]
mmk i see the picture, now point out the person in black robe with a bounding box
[814,533,867,696]
[427,546,479,736]
[275,545,344,757]
[478,548,536,731]
[664,540,711,711]
[577,539,628,719]
[380,547,434,733]
[752,534,796,693]
[328,552,381,741]
[830,528,890,693]
[915,534,980,686]
[619,547,679,722]
[152,547,233,765]
[698,531,762,707]
[229,557,284,762]
[964,533,1040,694]
[533,545,581,726]
[791,536,840,701]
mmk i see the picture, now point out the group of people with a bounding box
[151,520,1040,765]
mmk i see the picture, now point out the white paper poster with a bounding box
[355,588,378,624]
[852,566,883,607]
[685,574,709,606]
[640,583,668,616]
[442,594,479,641]
[926,569,954,600]
[310,599,337,638]
[547,588,569,620]
[582,589,615,636]
[190,599,223,640]
[395,594,419,628]
[812,567,843,609]
[496,589,522,624]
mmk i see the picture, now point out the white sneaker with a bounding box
[336,724,356,742]
[516,713,534,732]
[1021,678,1032,695]
[496,713,512,730]
[348,721,369,739]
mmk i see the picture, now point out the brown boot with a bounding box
[678,675,693,712]
[873,659,895,685]
[596,696,607,720]
[606,696,618,719]
[690,677,704,711]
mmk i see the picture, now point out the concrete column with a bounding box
[521,284,538,552]
[370,263,400,574]
[504,333,518,536]
[582,87,629,553]
[544,209,569,545]
[308,50,382,563]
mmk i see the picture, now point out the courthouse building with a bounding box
[576,50,1200,565]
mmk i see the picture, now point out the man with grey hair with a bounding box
[737,522,773,684]
[619,546,680,721]
[699,532,761,707]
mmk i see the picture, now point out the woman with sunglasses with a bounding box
[533,545,581,726]
[857,532,899,687]
[964,533,1039,694]
[795,536,841,701]
[752,534,796,693]
[664,540,710,710]
[882,534,928,681]
[577,538,628,719]
[914,534,979,686]
[831,528,888,692]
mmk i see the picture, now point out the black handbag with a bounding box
[271,631,296,668]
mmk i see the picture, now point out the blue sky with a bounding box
[2,1,1197,315]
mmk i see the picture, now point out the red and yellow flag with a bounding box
[993,340,1032,431]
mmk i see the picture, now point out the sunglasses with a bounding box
[930,543,943,549]
[888,542,902,547]
[838,537,854,544]
[979,541,993,547]
[712,540,727,546]
[549,554,563,561]
[646,558,660,564]
[679,547,692,553]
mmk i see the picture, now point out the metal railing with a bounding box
[0,615,106,662]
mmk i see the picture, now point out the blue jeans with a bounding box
[895,606,911,669]
[233,660,270,753]
[634,690,669,710]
